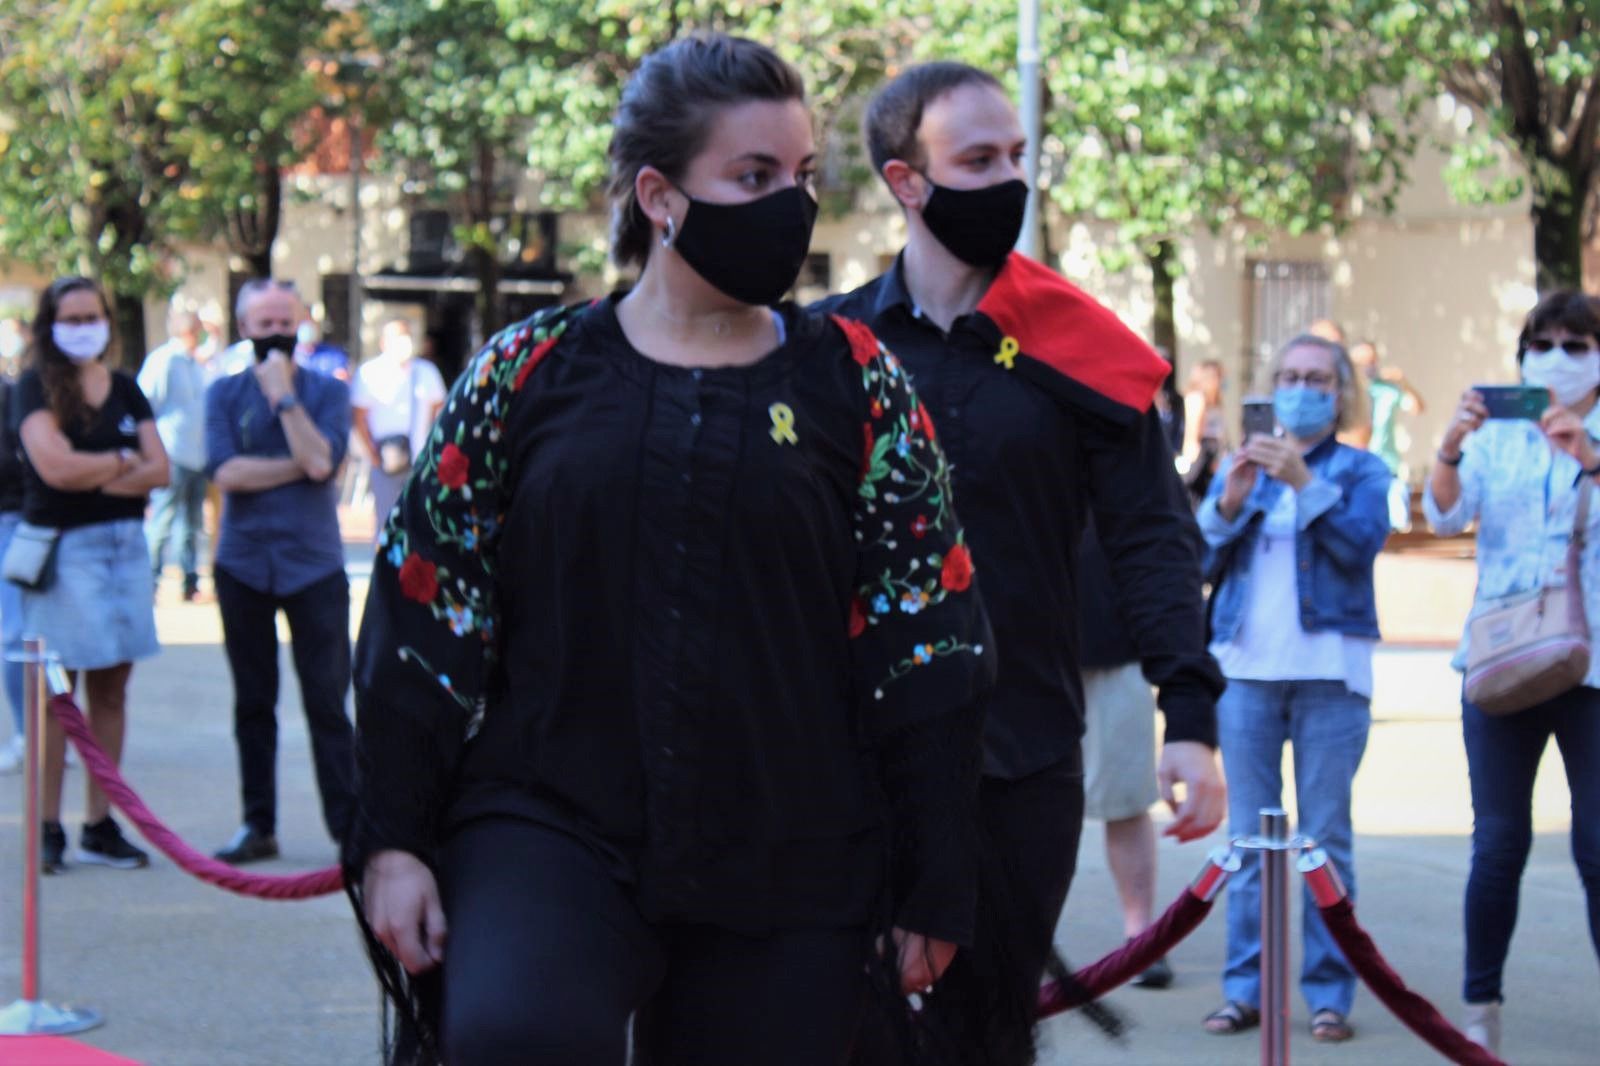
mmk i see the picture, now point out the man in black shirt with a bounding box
[816,62,1225,1062]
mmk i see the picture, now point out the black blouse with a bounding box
[350,297,994,943]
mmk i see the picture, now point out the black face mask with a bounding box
[919,177,1029,270]
[670,184,819,306]
[252,334,297,362]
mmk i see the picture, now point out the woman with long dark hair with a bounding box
[344,34,993,1065]
[12,275,169,871]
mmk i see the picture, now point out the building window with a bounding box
[1246,260,1331,391]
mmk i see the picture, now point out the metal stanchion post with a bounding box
[1235,807,1309,1066]
[0,636,102,1035]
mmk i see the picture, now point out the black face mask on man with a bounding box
[668,184,820,307]
[918,176,1029,270]
[252,334,297,362]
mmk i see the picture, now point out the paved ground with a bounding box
[1,550,1596,1065]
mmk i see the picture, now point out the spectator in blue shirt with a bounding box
[205,278,355,865]
[139,310,211,601]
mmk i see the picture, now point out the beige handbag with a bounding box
[1464,479,1592,715]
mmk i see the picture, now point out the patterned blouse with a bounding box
[1423,405,1600,687]
[349,297,995,942]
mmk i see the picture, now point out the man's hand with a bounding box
[1158,740,1226,842]
[891,928,958,994]
[1243,436,1311,490]
[363,849,447,975]
[253,351,295,408]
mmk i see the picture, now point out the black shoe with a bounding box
[41,820,66,874]
[182,576,200,602]
[1133,955,1174,989]
[214,825,279,864]
[78,815,150,869]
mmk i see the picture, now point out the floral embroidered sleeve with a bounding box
[345,305,576,867]
[834,315,996,946]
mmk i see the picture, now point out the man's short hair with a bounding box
[234,278,299,324]
[865,62,1004,181]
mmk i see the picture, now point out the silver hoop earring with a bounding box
[660,216,677,248]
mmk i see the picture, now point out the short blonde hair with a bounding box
[1268,333,1361,432]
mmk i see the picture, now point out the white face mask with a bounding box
[52,321,110,363]
[1522,347,1600,407]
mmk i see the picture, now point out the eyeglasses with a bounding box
[1275,370,1337,389]
[1526,336,1597,354]
[236,278,298,299]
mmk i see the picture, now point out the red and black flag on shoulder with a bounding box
[974,251,1169,427]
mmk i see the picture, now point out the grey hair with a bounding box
[1268,333,1362,432]
[234,278,299,324]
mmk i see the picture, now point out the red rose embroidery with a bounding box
[918,403,937,441]
[438,443,469,489]
[831,314,880,366]
[513,335,561,391]
[911,514,929,539]
[940,543,974,592]
[398,553,439,603]
[848,596,867,638]
[861,423,875,478]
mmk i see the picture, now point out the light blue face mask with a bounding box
[1272,385,1337,439]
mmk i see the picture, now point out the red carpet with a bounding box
[0,1036,142,1065]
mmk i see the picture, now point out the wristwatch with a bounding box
[273,394,301,417]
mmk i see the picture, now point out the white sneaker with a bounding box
[1463,1001,1500,1055]
[0,734,22,775]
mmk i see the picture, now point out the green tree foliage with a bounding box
[0,0,328,359]
[1369,0,1600,292]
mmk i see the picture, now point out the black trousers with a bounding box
[438,818,868,1066]
[854,757,1085,1066]
[214,566,354,840]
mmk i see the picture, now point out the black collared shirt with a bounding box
[816,259,1220,779]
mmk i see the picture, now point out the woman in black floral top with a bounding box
[346,34,993,1066]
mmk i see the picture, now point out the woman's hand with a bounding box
[363,849,447,975]
[1540,405,1599,469]
[1440,389,1488,460]
[1243,436,1312,491]
[891,927,958,994]
[1217,455,1259,520]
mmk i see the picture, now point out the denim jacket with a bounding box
[1198,436,1392,641]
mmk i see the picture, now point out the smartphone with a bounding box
[1241,398,1276,440]
[1477,385,1550,420]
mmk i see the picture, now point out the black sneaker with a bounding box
[41,820,66,874]
[1133,955,1174,989]
[78,816,149,869]
[214,825,279,864]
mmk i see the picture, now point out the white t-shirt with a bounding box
[1209,486,1377,696]
[352,352,447,456]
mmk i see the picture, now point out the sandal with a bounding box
[1310,1009,1354,1042]
[1203,1001,1261,1035]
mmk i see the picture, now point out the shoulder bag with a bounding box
[1464,477,1592,715]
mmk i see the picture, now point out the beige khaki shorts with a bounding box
[1082,661,1160,822]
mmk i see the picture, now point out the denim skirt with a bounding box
[22,518,160,671]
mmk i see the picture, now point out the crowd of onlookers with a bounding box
[0,272,1595,1061]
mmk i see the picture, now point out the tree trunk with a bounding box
[1147,238,1178,363]
[228,163,282,278]
[1532,161,1586,293]
[111,290,146,371]
[471,139,501,339]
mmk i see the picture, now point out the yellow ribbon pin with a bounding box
[994,336,1020,370]
[769,402,798,445]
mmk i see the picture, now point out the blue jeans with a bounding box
[1218,679,1370,1014]
[0,512,23,736]
[146,463,207,587]
[1462,686,1600,1004]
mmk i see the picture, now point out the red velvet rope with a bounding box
[49,694,344,900]
[1037,887,1214,1019]
[1316,898,1506,1066]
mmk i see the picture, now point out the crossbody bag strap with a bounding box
[1568,475,1594,586]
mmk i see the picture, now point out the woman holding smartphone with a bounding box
[1425,289,1600,1057]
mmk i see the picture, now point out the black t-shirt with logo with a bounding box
[12,368,153,529]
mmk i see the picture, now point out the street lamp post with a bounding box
[1017,0,1043,259]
